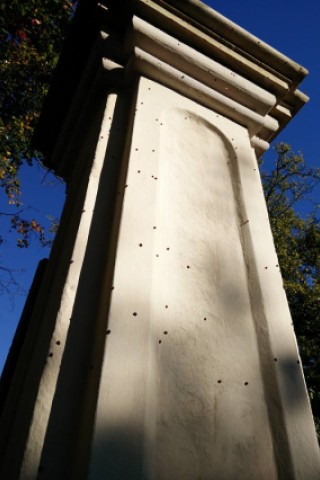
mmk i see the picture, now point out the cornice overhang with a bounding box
[34,0,308,177]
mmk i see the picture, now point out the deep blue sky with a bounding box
[0,0,319,372]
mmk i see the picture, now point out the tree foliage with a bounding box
[0,0,75,245]
[261,142,320,435]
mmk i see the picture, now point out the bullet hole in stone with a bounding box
[186,265,190,269]
[244,382,249,386]
[217,380,222,383]
[253,168,256,171]
[274,358,278,362]
[159,340,162,344]
[160,123,163,126]
[153,226,157,229]
[163,331,168,335]
[48,353,53,358]
[111,286,115,290]
[151,175,154,178]
[139,243,143,247]
[141,102,144,105]
[297,360,300,364]
[133,312,138,316]
[265,266,268,270]
[148,87,151,90]
[106,330,111,335]
[70,260,74,264]
[154,177,158,180]
[166,247,170,251]
[156,254,159,257]
[165,305,168,309]
[156,118,159,121]
[181,75,185,79]
[152,149,155,152]
[125,185,128,188]
[56,341,61,346]
[100,136,104,139]
[137,170,141,173]
[276,264,279,267]
[204,317,207,321]
[108,117,111,120]
[135,148,139,151]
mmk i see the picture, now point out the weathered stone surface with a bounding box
[0,1,319,479]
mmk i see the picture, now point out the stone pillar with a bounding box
[1,1,319,479]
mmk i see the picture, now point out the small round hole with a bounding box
[244,382,249,386]
[163,331,168,335]
[133,312,138,316]
[106,330,111,335]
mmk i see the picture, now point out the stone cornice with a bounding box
[34,0,308,177]
[140,0,308,85]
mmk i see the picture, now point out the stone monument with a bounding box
[0,1,319,478]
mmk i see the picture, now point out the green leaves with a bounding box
[0,0,75,244]
[261,143,320,435]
